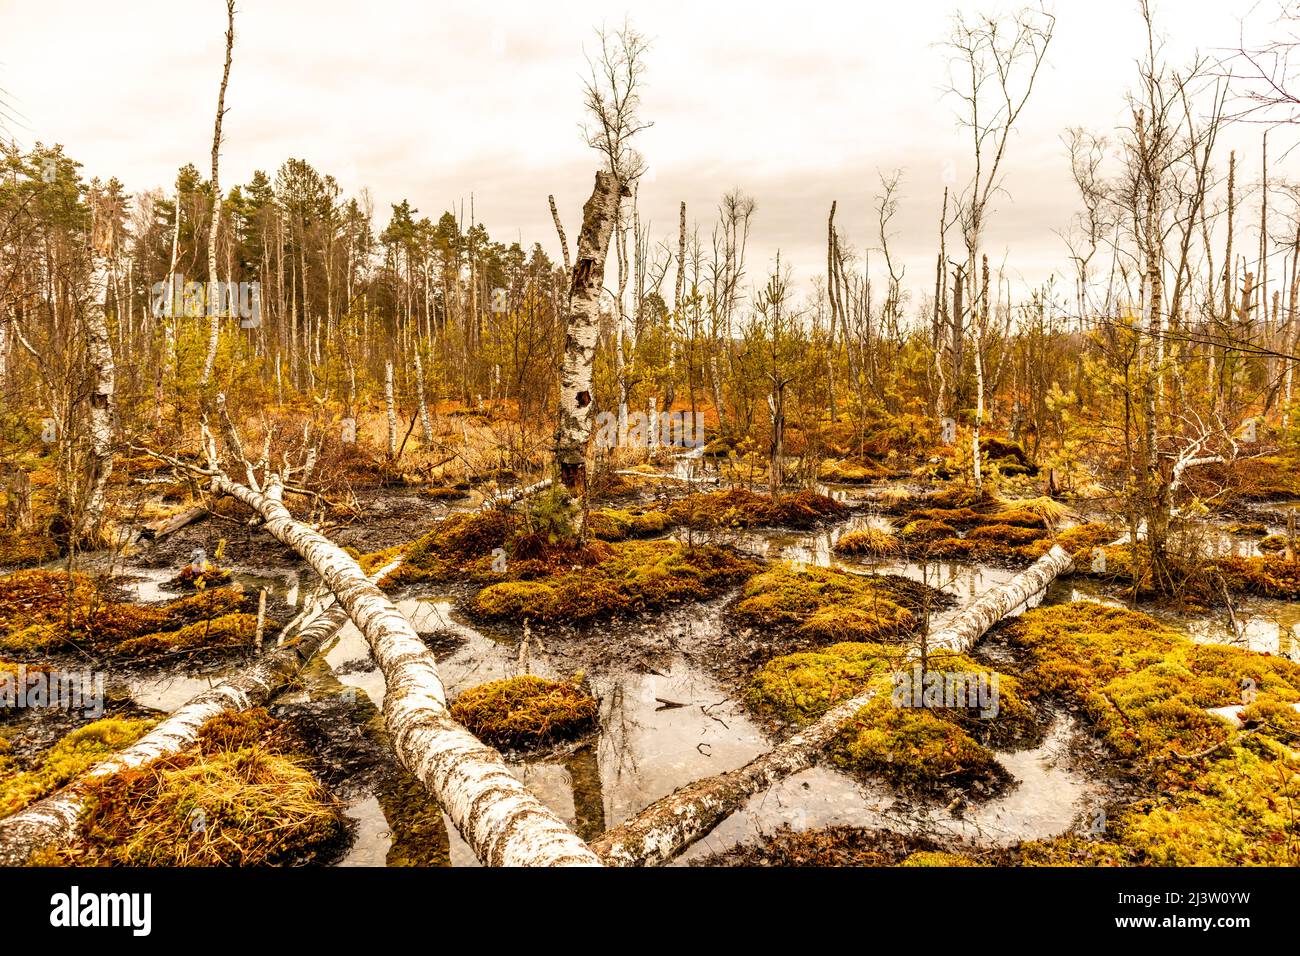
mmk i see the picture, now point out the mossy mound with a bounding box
[421,485,471,501]
[923,520,1115,566]
[585,507,671,541]
[834,528,902,558]
[381,508,514,586]
[898,850,982,867]
[666,488,848,530]
[42,709,344,866]
[0,717,156,818]
[472,540,759,624]
[0,570,260,658]
[729,565,945,644]
[1211,555,1300,598]
[1257,534,1289,553]
[745,641,1035,793]
[450,675,598,749]
[818,458,888,484]
[901,519,955,541]
[1005,601,1300,866]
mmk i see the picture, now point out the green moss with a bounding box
[0,529,59,568]
[819,458,887,483]
[586,507,671,541]
[41,708,344,867]
[745,637,1035,794]
[897,850,982,867]
[1212,555,1300,598]
[1006,601,1300,866]
[472,540,759,624]
[901,519,956,541]
[964,523,1044,546]
[745,641,897,723]
[0,576,259,658]
[0,717,156,817]
[730,565,942,644]
[383,509,513,586]
[113,613,261,657]
[1257,534,1289,552]
[450,675,598,749]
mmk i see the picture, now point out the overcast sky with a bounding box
[1,0,1292,300]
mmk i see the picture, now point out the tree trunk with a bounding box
[211,471,599,866]
[384,359,399,459]
[554,170,623,491]
[200,0,235,389]
[75,249,115,547]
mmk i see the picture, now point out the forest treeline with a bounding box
[1,2,1298,599]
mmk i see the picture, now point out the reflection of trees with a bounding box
[300,655,452,866]
[562,744,606,841]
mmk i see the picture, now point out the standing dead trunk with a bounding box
[412,349,433,445]
[200,0,235,389]
[75,242,116,547]
[554,170,623,491]
[384,359,399,460]
[591,545,1074,866]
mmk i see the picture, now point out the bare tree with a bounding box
[943,4,1055,490]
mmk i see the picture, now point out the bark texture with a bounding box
[554,170,623,489]
[211,473,599,866]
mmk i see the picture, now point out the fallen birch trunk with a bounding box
[0,557,399,866]
[590,544,1074,867]
[210,471,598,866]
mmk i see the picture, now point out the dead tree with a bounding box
[199,0,235,388]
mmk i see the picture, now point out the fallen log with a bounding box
[139,503,207,540]
[212,471,599,865]
[0,557,399,866]
[590,544,1074,867]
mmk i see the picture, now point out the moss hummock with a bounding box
[0,717,156,818]
[472,540,759,624]
[666,488,848,530]
[745,639,1035,793]
[450,675,598,749]
[0,569,262,659]
[39,708,344,867]
[729,564,945,644]
[1006,601,1300,866]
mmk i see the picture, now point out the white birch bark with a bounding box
[200,0,235,388]
[384,359,399,459]
[412,349,433,444]
[209,471,598,866]
[555,170,623,489]
[591,545,1075,866]
[75,247,116,546]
